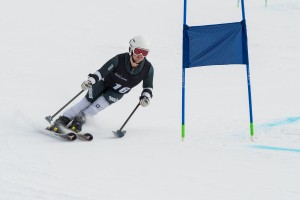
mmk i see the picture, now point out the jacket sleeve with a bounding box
[87,55,118,84]
[141,66,154,98]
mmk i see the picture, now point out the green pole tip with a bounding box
[250,123,254,137]
[181,124,185,137]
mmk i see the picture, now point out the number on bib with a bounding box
[113,83,131,94]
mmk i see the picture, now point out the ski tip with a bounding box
[67,133,77,141]
[83,133,93,141]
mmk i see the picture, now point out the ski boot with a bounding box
[47,115,71,133]
[69,112,86,133]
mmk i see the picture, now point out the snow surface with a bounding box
[1,0,300,199]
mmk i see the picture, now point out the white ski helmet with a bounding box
[129,35,150,55]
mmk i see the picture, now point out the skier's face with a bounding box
[132,53,145,64]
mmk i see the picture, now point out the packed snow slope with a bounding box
[0,0,299,199]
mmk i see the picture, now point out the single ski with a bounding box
[45,127,77,141]
[76,133,93,141]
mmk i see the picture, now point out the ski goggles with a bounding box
[132,47,149,57]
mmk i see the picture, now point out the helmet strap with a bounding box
[129,47,132,55]
[132,56,138,64]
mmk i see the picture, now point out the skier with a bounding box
[48,35,154,136]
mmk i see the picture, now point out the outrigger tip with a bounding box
[45,116,52,124]
[113,130,126,138]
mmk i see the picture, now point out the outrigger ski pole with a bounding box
[45,90,84,124]
[113,102,140,138]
